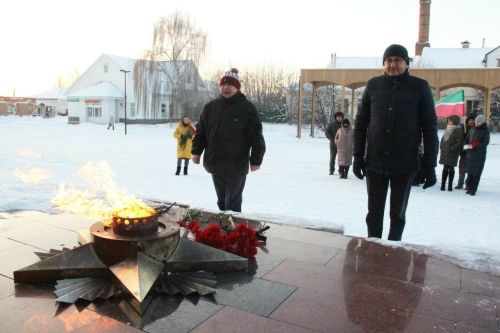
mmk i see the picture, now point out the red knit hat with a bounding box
[219,68,241,90]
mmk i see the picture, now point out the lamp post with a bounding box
[120,69,130,135]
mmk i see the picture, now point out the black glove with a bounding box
[353,157,367,180]
[422,167,436,189]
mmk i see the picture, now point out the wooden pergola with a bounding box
[297,68,500,138]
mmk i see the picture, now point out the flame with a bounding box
[51,161,154,223]
[14,167,52,185]
[113,206,156,218]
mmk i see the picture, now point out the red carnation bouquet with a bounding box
[177,209,268,258]
[178,220,260,258]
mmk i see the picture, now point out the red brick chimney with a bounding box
[415,0,431,56]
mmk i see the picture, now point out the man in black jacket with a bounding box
[325,111,344,175]
[192,68,266,212]
[353,44,438,241]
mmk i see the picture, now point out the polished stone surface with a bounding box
[1,211,500,332]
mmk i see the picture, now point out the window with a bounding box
[161,103,166,113]
[130,103,136,117]
[87,107,102,118]
[497,59,500,67]
[103,63,109,74]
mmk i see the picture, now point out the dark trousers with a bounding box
[457,155,467,185]
[177,158,189,167]
[413,155,424,185]
[212,174,247,212]
[466,173,482,194]
[365,170,415,241]
[329,144,338,173]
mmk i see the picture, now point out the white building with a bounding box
[65,54,207,125]
[34,87,68,117]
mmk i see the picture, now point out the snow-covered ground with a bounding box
[1,116,499,275]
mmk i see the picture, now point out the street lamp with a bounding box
[120,69,130,135]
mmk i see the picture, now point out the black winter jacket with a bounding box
[325,120,343,147]
[353,71,438,175]
[192,91,266,177]
[464,122,489,175]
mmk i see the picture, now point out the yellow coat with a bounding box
[173,120,196,159]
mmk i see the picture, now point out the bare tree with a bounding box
[202,64,228,100]
[300,84,362,132]
[471,88,500,132]
[134,10,208,120]
[53,69,80,89]
[201,62,299,124]
[285,80,300,124]
[241,62,298,123]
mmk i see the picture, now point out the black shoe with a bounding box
[175,167,181,176]
[455,184,463,189]
[470,191,476,196]
[329,171,333,175]
[183,167,188,175]
[466,190,471,194]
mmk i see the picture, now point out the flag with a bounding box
[435,90,465,118]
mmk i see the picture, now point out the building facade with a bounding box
[65,54,207,125]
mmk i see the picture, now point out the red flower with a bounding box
[195,224,227,250]
[225,224,259,258]
[178,220,260,258]
[177,220,200,233]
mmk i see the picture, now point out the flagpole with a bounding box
[462,90,466,133]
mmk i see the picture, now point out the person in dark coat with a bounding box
[353,44,438,241]
[455,115,476,189]
[463,114,490,196]
[325,111,344,175]
[191,68,266,212]
[438,115,464,191]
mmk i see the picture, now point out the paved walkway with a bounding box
[0,210,499,332]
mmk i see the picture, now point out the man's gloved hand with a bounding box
[353,157,367,180]
[463,144,472,150]
[422,167,436,189]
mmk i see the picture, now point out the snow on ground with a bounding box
[1,116,499,275]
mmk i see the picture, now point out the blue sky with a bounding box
[1,0,498,96]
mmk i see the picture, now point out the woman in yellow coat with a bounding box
[173,115,196,175]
